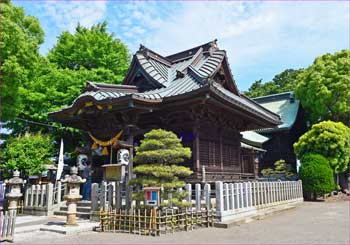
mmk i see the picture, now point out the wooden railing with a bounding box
[187,166,255,183]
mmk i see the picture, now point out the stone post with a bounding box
[240,183,244,208]
[223,183,229,211]
[229,183,234,210]
[46,183,54,211]
[195,183,201,211]
[61,166,86,226]
[204,183,211,210]
[5,170,24,210]
[91,183,99,211]
[215,181,224,215]
[185,183,192,204]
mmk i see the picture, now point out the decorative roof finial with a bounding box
[211,39,218,48]
[139,44,145,52]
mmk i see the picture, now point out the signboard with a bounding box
[102,164,125,181]
[144,187,161,206]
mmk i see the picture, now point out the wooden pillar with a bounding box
[193,123,200,172]
[220,131,223,171]
[126,129,134,210]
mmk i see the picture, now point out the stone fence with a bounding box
[215,180,303,222]
[23,181,67,215]
[90,180,303,223]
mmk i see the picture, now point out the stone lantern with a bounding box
[61,166,86,226]
[5,170,24,210]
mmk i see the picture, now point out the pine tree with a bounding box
[129,129,192,206]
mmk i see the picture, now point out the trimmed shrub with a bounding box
[299,154,335,200]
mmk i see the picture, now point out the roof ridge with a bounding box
[85,81,138,92]
[166,39,218,62]
[253,91,294,101]
[138,44,172,67]
[240,93,282,120]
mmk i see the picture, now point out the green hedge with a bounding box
[299,153,335,200]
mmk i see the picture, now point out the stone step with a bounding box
[53,211,90,219]
[60,206,91,213]
[77,201,91,207]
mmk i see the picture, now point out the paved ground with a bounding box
[11,201,350,244]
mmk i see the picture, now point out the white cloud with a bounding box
[124,1,349,89]
[19,0,349,90]
[43,1,107,32]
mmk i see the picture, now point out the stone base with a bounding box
[66,213,77,226]
[214,200,303,228]
[39,220,99,235]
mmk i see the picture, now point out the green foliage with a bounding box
[299,154,335,199]
[48,22,130,82]
[130,129,193,207]
[294,121,350,174]
[244,69,303,98]
[1,132,54,177]
[0,0,44,120]
[295,50,350,124]
[16,61,120,126]
[3,18,130,152]
[261,159,296,178]
[134,129,192,165]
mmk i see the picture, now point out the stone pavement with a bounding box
[9,201,350,244]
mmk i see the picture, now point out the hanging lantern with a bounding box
[102,146,109,156]
[91,142,98,150]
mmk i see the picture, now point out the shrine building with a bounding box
[50,40,282,182]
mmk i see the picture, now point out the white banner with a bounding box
[56,138,64,180]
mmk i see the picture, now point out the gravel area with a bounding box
[10,201,350,244]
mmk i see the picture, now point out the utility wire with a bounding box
[15,117,64,130]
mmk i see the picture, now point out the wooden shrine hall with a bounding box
[50,40,281,182]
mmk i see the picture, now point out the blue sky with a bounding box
[14,0,350,91]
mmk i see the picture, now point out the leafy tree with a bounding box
[129,129,192,207]
[295,50,350,124]
[244,69,303,98]
[6,21,131,151]
[48,22,130,82]
[0,0,44,120]
[294,121,350,174]
[261,159,296,179]
[299,154,335,200]
[1,132,54,177]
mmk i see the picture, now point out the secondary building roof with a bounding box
[254,92,300,133]
[241,131,270,147]
[240,91,301,148]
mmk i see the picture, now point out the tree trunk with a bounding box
[339,172,349,191]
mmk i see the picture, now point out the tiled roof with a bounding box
[51,40,281,126]
[254,92,300,132]
[241,131,270,146]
